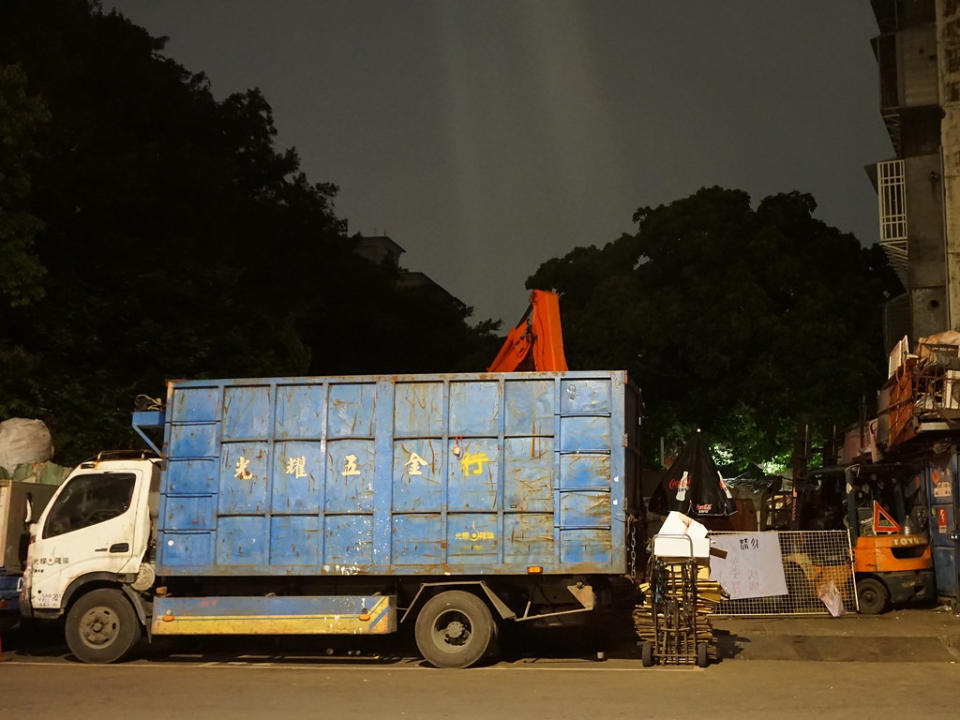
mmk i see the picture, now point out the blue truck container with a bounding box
[155,371,641,579]
[26,370,642,667]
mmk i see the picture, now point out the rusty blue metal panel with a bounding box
[154,371,638,577]
[560,529,611,565]
[222,386,271,440]
[560,379,611,415]
[559,416,611,453]
[448,438,500,512]
[170,387,219,423]
[504,513,553,563]
[275,384,326,439]
[447,513,499,563]
[394,382,443,437]
[166,460,217,495]
[504,437,553,511]
[392,514,444,565]
[270,516,319,566]
[559,491,611,527]
[323,514,374,568]
[168,424,217,458]
[271,441,324,514]
[217,516,268,566]
[219,443,269,514]
[449,381,499,436]
[559,454,611,491]
[327,383,376,438]
[325,439,374,513]
[391,439,442,512]
[163,496,216,531]
[505,379,554,436]
[160,531,213,567]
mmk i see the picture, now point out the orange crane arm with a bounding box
[487,290,569,372]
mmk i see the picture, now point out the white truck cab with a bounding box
[22,452,159,662]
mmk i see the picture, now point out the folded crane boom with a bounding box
[487,290,569,372]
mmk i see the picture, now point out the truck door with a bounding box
[925,452,959,604]
[30,471,141,612]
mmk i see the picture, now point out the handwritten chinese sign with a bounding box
[709,532,787,600]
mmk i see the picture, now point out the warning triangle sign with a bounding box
[873,501,901,534]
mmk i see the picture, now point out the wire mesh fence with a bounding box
[710,530,858,616]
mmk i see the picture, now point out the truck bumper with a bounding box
[884,570,936,606]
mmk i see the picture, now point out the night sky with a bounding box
[108,1,892,325]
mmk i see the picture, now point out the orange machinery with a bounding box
[488,290,569,372]
[800,465,934,613]
[843,464,934,613]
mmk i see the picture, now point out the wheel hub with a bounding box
[444,620,466,640]
[80,607,119,648]
[433,609,472,648]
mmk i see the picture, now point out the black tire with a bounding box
[856,577,889,615]
[696,641,709,667]
[414,590,496,668]
[641,641,655,667]
[65,588,140,663]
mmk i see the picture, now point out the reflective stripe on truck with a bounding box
[151,594,396,635]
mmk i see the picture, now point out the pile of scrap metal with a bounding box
[633,513,727,667]
[879,331,960,452]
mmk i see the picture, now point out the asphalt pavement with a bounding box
[3,607,960,720]
[2,658,960,720]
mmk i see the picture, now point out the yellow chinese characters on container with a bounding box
[455,530,495,541]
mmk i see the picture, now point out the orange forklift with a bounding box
[800,464,935,613]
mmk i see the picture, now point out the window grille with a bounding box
[877,159,908,272]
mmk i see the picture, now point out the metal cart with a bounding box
[640,534,709,667]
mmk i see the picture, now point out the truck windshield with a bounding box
[43,473,136,538]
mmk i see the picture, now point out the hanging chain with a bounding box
[628,514,639,583]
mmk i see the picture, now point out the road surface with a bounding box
[2,655,959,720]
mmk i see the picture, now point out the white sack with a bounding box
[0,418,54,470]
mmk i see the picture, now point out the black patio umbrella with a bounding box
[649,432,737,518]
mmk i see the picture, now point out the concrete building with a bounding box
[869,0,960,347]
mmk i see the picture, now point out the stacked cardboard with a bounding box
[632,567,725,663]
[634,513,728,665]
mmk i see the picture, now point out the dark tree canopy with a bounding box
[528,187,899,465]
[0,1,498,462]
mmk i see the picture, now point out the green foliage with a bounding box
[0,63,49,308]
[0,1,497,462]
[529,187,897,466]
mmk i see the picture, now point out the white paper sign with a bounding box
[709,532,788,599]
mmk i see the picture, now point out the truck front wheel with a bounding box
[66,588,140,663]
[414,590,496,668]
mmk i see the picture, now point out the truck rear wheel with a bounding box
[66,588,140,663]
[414,590,495,668]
